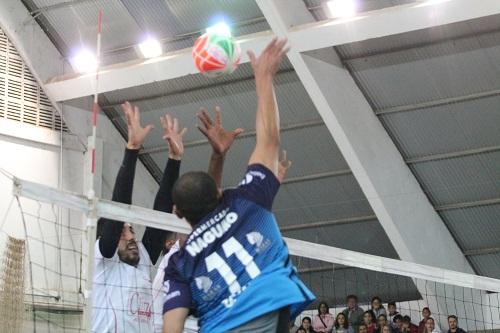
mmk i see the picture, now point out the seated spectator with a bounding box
[393,314,404,333]
[381,325,393,333]
[363,310,377,333]
[371,297,387,318]
[447,315,466,333]
[402,315,419,333]
[418,308,432,333]
[297,328,308,333]
[424,318,440,333]
[377,314,394,333]
[388,302,399,327]
[333,313,355,333]
[302,317,317,333]
[313,301,334,333]
[343,295,365,332]
[359,324,369,333]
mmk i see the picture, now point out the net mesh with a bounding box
[0,174,499,333]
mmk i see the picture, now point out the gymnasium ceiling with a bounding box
[18,0,500,301]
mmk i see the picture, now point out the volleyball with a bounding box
[192,31,240,78]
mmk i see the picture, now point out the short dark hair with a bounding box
[297,328,307,333]
[388,301,396,307]
[347,294,358,301]
[422,307,430,312]
[393,314,404,323]
[318,301,330,314]
[335,313,349,329]
[172,172,219,225]
[363,310,376,323]
[302,316,312,324]
[448,315,458,321]
[403,315,412,323]
[371,296,382,304]
[378,314,388,321]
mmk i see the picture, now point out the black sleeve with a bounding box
[97,149,138,258]
[142,158,181,265]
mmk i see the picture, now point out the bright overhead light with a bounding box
[415,0,452,7]
[71,49,98,73]
[138,37,162,58]
[206,22,232,37]
[326,0,358,18]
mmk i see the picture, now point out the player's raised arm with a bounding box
[197,106,243,188]
[98,101,154,258]
[247,38,289,177]
[142,114,186,264]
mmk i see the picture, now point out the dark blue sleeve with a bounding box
[230,164,280,211]
[163,254,192,314]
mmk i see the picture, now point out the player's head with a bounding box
[117,223,139,266]
[172,171,220,226]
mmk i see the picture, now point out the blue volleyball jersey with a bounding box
[163,164,315,333]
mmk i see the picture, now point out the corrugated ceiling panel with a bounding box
[379,95,500,159]
[107,68,318,149]
[348,32,500,110]
[33,0,143,53]
[337,15,500,59]
[468,253,500,279]
[150,124,348,185]
[440,204,500,252]
[409,151,500,206]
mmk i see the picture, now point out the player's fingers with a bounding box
[263,37,278,54]
[173,118,179,132]
[196,124,209,138]
[133,106,140,122]
[214,106,222,126]
[247,50,256,68]
[166,114,173,130]
[144,124,154,134]
[179,127,188,137]
[232,128,244,138]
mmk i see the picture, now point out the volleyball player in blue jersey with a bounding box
[162,38,316,333]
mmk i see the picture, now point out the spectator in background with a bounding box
[382,325,393,333]
[313,301,334,333]
[447,315,466,333]
[333,313,355,333]
[371,297,387,318]
[363,310,377,333]
[424,318,440,333]
[359,324,369,333]
[290,321,300,333]
[418,308,432,333]
[302,317,317,333]
[387,302,399,327]
[343,295,365,332]
[402,315,419,333]
[377,314,394,333]
[393,314,404,333]
[297,328,307,333]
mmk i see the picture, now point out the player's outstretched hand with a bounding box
[121,101,154,150]
[247,37,289,79]
[197,106,244,156]
[277,150,292,183]
[160,114,187,160]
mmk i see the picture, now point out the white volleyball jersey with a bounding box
[152,240,198,333]
[92,240,154,333]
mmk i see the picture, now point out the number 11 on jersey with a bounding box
[205,236,261,294]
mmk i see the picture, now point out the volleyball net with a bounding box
[1,173,499,332]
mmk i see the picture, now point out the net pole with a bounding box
[83,9,102,333]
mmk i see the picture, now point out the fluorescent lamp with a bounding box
[138,37,162,58]
[71,49,98,73]
[206,22,232,37]
[326,0,358,18]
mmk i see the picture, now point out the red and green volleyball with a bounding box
[192,32,240,77]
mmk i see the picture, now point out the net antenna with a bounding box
[83,9,103,333]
